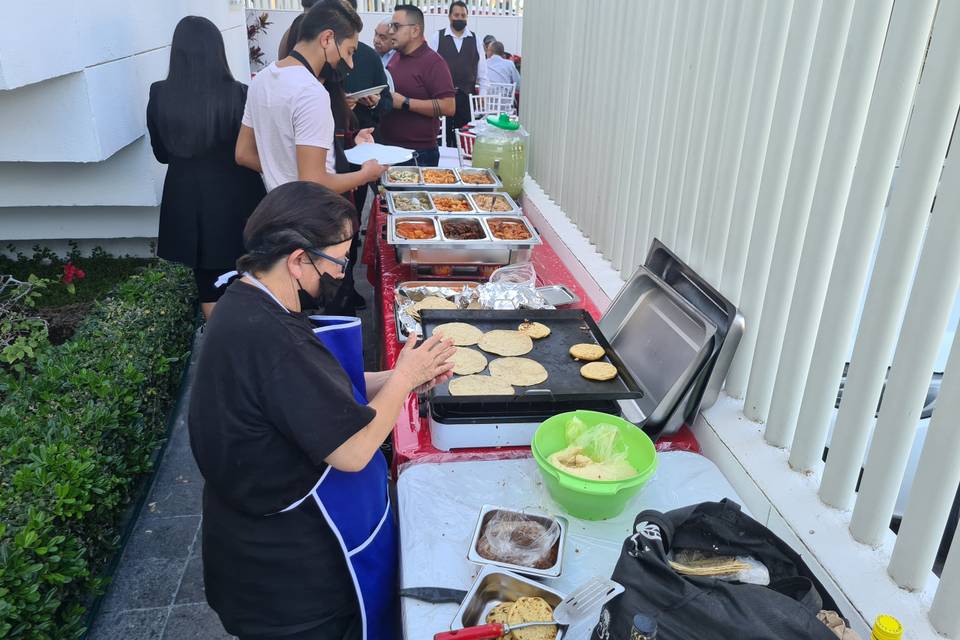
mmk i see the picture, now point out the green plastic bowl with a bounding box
[532,410,658,520]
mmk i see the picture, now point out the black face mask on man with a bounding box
[450,19,467,32]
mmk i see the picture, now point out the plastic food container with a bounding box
[531,410,658,520]
[471,114,529,198]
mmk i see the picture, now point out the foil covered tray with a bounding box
[393,281,481,342]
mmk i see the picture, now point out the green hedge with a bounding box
[0,261,196,639]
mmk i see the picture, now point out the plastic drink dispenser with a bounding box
[471,114,529,199]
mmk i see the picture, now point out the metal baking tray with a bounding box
[421,308,647,405]
[387,216,443,245]
[394,280,480,343]
[381,167,423,189]
[480,217,540,244]
[467,505,567,578]
[469,191,522,213]
[537,284,580,307]
[450,565,566,637]
[386,190,435,214]
[438,216,489,242]
[455,167,503,190]
[431,192,477,214]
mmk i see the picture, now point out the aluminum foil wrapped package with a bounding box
[395,284,481,337]
[477,263,553,310]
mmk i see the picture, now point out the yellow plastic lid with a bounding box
[871,614,904,640]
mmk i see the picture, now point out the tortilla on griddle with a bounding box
[518,321,551,339]
[569,343,606,361]
[580,361,618,381]
[434,322,483,346]
[489,357,548,386]
[449,375,515,396]
[451,347,488,375]
[478,330,534,357]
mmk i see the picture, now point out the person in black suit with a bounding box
[147,16,266,319]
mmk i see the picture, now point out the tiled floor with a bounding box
[88,194,380,639]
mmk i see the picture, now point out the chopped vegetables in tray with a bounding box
[422,168,458,184]
[487,218,533,240]
[473,194,515,212]
[433,195,474,212]
[395,220,437,240]
[459,169,496,185]
[387,169,420,183]
[392,193,431,211]
[442,219,486,240]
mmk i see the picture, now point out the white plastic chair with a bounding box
[469,94,500,122]
[437,115,448,148]
[455,128,476,167]
[486,82,517,115]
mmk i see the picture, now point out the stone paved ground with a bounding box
[88,194,380,639]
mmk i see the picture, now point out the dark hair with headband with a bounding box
[237,181,356,274]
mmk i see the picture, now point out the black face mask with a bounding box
[321,40,352,83]
[295,258,335,313]
[450,19,467,32]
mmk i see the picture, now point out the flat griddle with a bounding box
[420,309,647,405]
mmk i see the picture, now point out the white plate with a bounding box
[346,84,388,99]
[345,143,413,165]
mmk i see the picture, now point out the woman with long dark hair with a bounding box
[189,181,454,639]
[147,16,266,319]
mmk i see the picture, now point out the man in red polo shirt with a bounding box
[380,4,456,167]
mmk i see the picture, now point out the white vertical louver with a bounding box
[522,0,960,633]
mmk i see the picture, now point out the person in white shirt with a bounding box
[373,19,396,91]
[484,41,520,92]
[428,1,488,145]
[236,1,384,193]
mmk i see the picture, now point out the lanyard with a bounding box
[288,50,316,78]
[244,272,290,314]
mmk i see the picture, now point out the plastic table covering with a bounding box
[362,197,702,475]
[397,453,747,639]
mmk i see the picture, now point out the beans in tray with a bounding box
[387,169,420,183]
[432,195,473,212]
[473,194,515,212]
[442,219,486,240]
[422,168,457,184]
[487,218,533,240]
[392,194,431,211]
[459,169,496,185]
[395,220,437,240]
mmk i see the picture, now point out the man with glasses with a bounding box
[379,4,456,167]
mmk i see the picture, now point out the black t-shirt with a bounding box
[188,281,376,636]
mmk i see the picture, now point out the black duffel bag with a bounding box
[592,499,843,640]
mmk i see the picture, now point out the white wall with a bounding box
[0,1,249,255]
[249,9,522,70]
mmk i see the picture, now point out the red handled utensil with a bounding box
[433,577,624,640]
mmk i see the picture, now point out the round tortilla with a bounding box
[580,361,618,381]
[518,321,551,339]
[506,597,556,640]
[486,602,513,627]
[478,330,534,356]
[410,296,457,320]
[433,322,483,346]
[489,357,548,386]
[449,374,515,396]
[569,343,606,361]
[451,347,488,375]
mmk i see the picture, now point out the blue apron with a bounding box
[245,276,399,640]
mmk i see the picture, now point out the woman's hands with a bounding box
[393,333,456,392]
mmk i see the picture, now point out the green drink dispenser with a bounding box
[471,114,529,199]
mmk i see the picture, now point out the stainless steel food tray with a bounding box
[468,191,522,214]
[380,167,502,191]
[393,280,480,343]
[467,504,567,578]
[386,190,435,214]
[381,167,423,189]
[479,216,540,245]
[386,215,443,245]
[431,192,477,215]
[454,167,503,191]
[450,565,566,638]
[387,215,539,266]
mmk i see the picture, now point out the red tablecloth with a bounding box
[363,197,700,475]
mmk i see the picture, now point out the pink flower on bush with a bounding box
[62,262,86,285]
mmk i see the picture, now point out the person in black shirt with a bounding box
[189,181,455,640]
[147,16,265,319]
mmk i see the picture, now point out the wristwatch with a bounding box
[402,97,410,111]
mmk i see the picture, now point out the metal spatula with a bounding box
[433,577,624,640]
